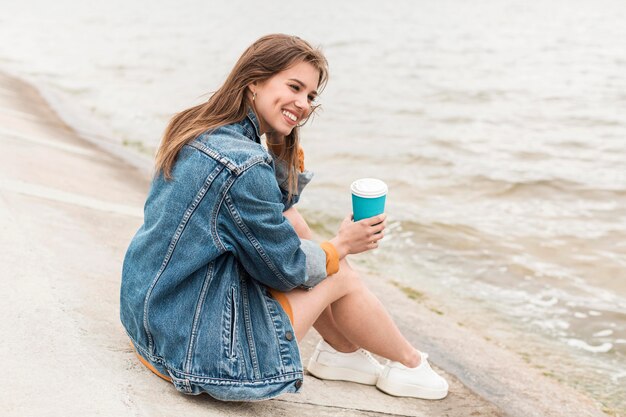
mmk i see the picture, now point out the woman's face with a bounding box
[251,61,320,136]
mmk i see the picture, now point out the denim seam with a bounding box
[189,142,269,176]
[184,261,215,374]
[169,373,193,393]
[142,165,220,351]
[224,193,293,289]
[131,332,303,386]
[213,175,237,252]
[229,287,238,359]
[237,156,272,175]
[188,142,239,173]
[130,336,172,375]
[242,124,255,141]
[220,287,236,374]
[201,163,227,250]
[169,369,303,385]
[245,113,262,140]
[239,276,261,379]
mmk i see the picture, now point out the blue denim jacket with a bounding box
[120,110,327,401]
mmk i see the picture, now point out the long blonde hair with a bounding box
[155,34,329,200]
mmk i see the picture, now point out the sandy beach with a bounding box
[0,70,611,416]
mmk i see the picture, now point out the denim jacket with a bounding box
[120,110,327,401]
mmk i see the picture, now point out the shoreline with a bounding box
[0,68,154,175]
[0,69,611,416]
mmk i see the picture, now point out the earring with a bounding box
[252,92,256,101]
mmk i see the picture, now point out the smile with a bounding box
[282,110,298,123]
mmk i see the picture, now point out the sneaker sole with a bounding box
[376,377,448,400]
[307,360,379,385]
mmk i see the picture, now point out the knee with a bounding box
[336,263,364,293]
[283,207,313,239]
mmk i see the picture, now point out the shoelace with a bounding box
[358,348,383,367]
[318,342,382,368]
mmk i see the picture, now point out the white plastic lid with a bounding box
[350,178,388,198]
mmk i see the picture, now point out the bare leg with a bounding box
[283,207,358,353]
[284,258,420,367]
[282,207,419,366]
[311,305,358,353]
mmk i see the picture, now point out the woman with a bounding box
[120,34,448,402]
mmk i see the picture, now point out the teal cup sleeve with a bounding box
[352,194,386,222]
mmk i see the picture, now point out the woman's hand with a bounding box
[329,214,387,259]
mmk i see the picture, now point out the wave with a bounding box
[561,115,623,128]
[425,88,510,104]
[460,175,626,198]
[327,150,454,167]
[481,177,583,197]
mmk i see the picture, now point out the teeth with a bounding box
[282,110,297,122]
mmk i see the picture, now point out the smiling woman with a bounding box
[250,60,322,199]
[249,61,320,136]
[120,33,447,402]
[153,34,328,203]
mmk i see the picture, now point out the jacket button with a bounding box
[295,379,303,389]
[285,331,294,341]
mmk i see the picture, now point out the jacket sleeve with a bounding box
[218,161,327,291]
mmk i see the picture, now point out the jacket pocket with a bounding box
[228,287,238,358]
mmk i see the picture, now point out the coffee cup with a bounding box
[351,178,387,222]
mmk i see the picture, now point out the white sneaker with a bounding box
[376,353,449,400]
[307,339,384,385]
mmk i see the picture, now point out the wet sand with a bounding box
[0,70,609,416]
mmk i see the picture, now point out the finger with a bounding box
[372,221,386,233]
[366,213,386,226]
[367,232,385,243]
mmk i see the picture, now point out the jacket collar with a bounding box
[244,108,262,143]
